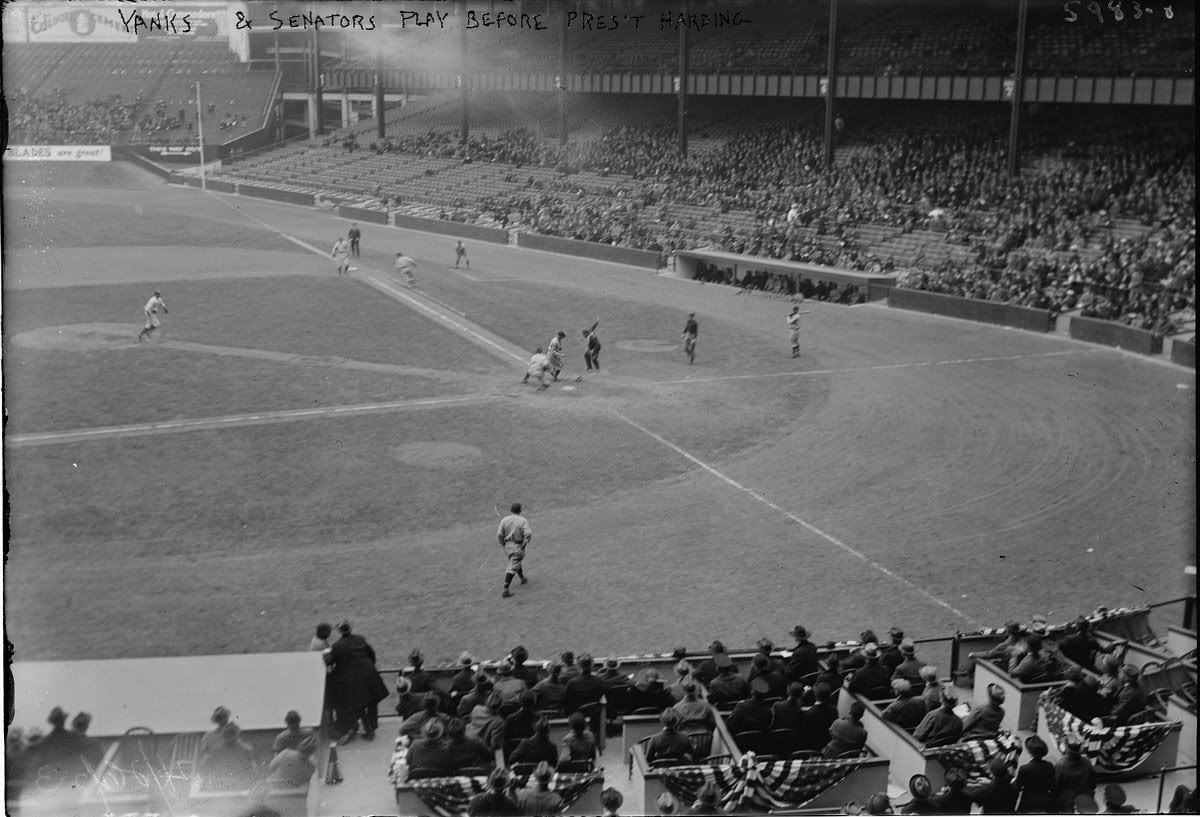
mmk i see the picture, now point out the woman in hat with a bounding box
[326,621,389,744]
[667,660,695,703]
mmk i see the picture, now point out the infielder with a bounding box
[136,290,168,342]
[395,253,417,287]
[582,319,601,370]
[547,331,566,381]
[522,347,551,389]
[332,237,351,275]
[454,240,470,268]
[681,313,698,364]
[497,503,532,598]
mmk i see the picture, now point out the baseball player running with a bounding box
[395,253,417,287]
[547,331,566,381]
[136,290,168,342]
[523,348,551,389]
[453,240,470,268]
[681,313,698,364]
[332,237,351,275]
[497,503,532,598]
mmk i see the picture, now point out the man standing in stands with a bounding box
[347,223,361,258]
[326,621,389,744]
[681,312,698,364]
[332,237,351,275]
[136,290,168,342]
[454,240,470,268]
[497,502,532,598]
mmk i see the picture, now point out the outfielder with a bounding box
[395,253,417,287]
[136,290,168,342]
[681,313,698,364]
[787,305,802,358]
[454,240,470,268]
[522,347,551,389]
[497,503,532,598]
[547,331,566,381]
[332,237,351,275]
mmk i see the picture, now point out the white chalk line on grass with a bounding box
[7,394,501,448]
[656,349,1085,386]
[611,409,981,626]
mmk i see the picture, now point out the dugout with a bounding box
[673,249,897,299]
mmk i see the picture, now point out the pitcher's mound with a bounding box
[12,323,144,353]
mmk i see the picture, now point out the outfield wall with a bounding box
[337,205,388,225]
[887,287,1054,332]
[517,232,661,268]
[237,183,316,207]
[1069,315,1163,355]
[392,214,508,243]
[1171,339,1196,369]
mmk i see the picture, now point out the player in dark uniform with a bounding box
[348,224,361,257]
[583,319,601,370]
[681,313,698,364]
[454,240,470,268]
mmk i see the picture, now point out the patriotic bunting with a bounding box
[925,733,1022,786]
[1039,688,1181,773]
[656,751,869,811]
[408,770,601,817]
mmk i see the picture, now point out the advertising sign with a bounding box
[26,6,137,42]
[4,145,113,161]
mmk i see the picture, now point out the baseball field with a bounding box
[3,161,1195,668]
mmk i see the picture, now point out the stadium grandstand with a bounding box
[3,0,1196,815]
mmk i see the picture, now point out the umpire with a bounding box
[497,503,532,598]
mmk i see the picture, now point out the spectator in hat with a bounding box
[201,706,233,762]
[1060,666,1110,723]
[694,641,728,688]
[1059,617,1120,670]
[406,649,435,695]
[881,679,927,731]
[928,768,973,813]
[881,628,907,674]
[900,775,936,815]
[1107,665,1148,727]
[407,719,454,779]
[510,645,542,688]
[962,683,1006,739]
[309,623,332,651]
[727,678,774,734]
[656,792,679,815]
[668,660,696,703]
[559,711,597,763]
[468,768,519,816]
[913,686,963,746]
[401,692,448,740]
[558,650,581,684]
[823,701,868,758]
[1096,654,1123,699]
[752,638,788,678]
[445,715,495,772]
[1103,784,1137,814]
[864,793,893,815]
[70,712,104,771]
[467,691,506,752]
[199,722,259,791]
[770,682,806,733]
[1015,735,1057,814]
[326,621,389,744]
[265,735,317,788]
[631,667,671,711]
[516,762,562,814]
[646,709,696,764]
[799,684,839,752]
[510,717,558,768]
[494,658,529,705]
[816,655,845,698]
[708,654,751,706]
[848,644,892,699]
[786,626,820,682]
[970,621,1025,672]
[843,631,880,673]
[458,673,496,718]
[395,678,422,719]
[450,652,478,701]
[748,653,788,698]
[600,787,624,817]
[564,653,604,714]
[891,640,924,686]
[272,710,312,754]
[966,756,1019,813]
[1010,635,1059,683]
[532,661,567,712]
[672,679,716,732]
[918,667,941,711]
[597,656,627,690]
[33,707,84,774]
[1054,734,1097,813]
[505,690,540,742]
[689,781,721,815]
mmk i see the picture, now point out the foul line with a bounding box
[611,410,980,626]
[656,349,1084,385]
[7,394,502,447]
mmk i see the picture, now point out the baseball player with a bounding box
[395,253,417,287]
[453,240,470,268]
[332,237,351,275]
[136,290,168,342]
[547,331,566,381]
[522,347,551,389]
[497,503,532,598]
[582,319,601,371]
[681,313,698,364]
[348,223,362,257]
[787,305,802,358]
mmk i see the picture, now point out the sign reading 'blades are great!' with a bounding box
[26,6,137,42]
[4,146,113,162]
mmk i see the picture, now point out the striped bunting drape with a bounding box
[410,770,602,817]
[1039,688,1180,773]
[656,752,869,811]
[924,733,1022,786]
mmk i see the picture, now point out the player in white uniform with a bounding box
[787,306,802,358]
[547,331,566,381]
[523,348,551,389]
[395,253,417,287]
[496,502,532,597]
[332,238,351,275]
[136,291,168,342]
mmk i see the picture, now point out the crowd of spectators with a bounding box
[7,90,144,145]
